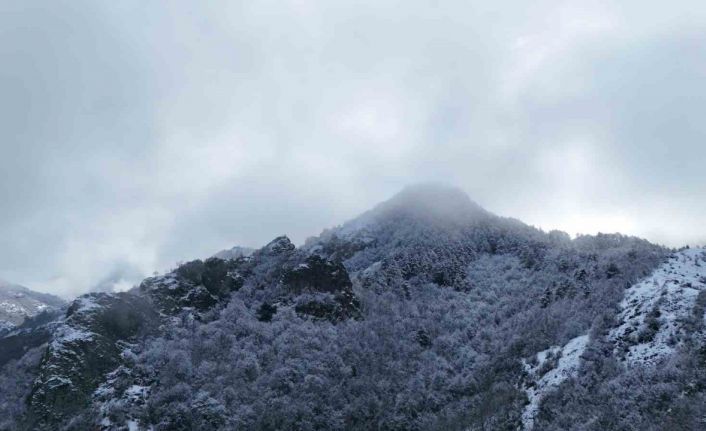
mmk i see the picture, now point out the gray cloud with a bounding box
[1,0,705,297]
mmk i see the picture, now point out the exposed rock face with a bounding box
[25,293,160,430]
[260,235,296,256]
[139,257,245,314]
[284,255,353,295]
[15,233,361,429]
[284,255,360,321]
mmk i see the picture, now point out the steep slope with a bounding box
[5,234,360,430]
[24,293,161,430]
[528,247,706,430]
[610,247,706,366]
[0,309,63,367]
[0,282,65,378]
[0,185,675,431]
[520,334,589,430]
[306,184,550,292]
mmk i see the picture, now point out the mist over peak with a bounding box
[334,183,491,238]
[2,1,706,428]
[378,183,488,220]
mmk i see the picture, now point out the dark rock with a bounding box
[294,299,338,320]
[260,236,296,256]
[283,255,352,295]
[416,329,432,348]
[257,302,277,322]
[141,257,243,314]
[24,293,160,430]
[175,259,206,284]
[606,263,621,279]
[284,256,360,321]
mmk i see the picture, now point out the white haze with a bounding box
[1,0,705,297]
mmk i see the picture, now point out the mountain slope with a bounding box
[520,247,706,429]
[0,281,64,331]
[610,247,706,366]
[1,185,692,431]
[4,234,361,430]
[530,246,706,430]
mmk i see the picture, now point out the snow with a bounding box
[0,296,55,327]
[93,362,152,429]
[93,384,115,398]
[362,261,382,276]
[74,295,104,313]
[45,375,73,389]
[49,324,94,352]
[0,282,64,327]
[125,385,149,401]
[0,301,28,315]
[521,334,589,430]
[127,419,139,431]
[610,247,706,367]
[155,274,181,290]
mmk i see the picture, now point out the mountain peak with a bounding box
[384,183,484,215]
[360,183,488,227]
[329,184,490,241]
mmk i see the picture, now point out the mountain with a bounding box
[0,281,65,332]
[3,185,706,430]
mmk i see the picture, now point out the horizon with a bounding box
[1,1,705,297]
[6,183,704,299]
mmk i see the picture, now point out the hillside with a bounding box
[0,281,65,332]
[521,247,706,430]
[4,185,703,431]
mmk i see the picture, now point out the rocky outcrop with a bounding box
[139,257,245,314]
[24,293,160,430]
[284,255,360,321]
[259,235,296,256]
[18,236,362,428]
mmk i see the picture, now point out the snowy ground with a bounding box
[94,364,152,431]
[519,247,706,430]
[520,334,589,430]
[610,247,706,366]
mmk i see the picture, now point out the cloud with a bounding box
[1,0,705,297]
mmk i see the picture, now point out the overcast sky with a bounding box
[2,0,705,297]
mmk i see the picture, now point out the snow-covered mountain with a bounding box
[610,247,706,366]
[3,185,706,431]
[519,247,706,430]
[0,280,65,331]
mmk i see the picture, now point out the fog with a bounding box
[1,0,704,297]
